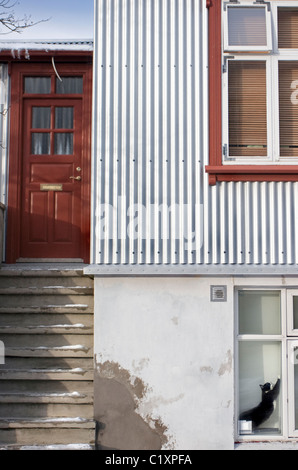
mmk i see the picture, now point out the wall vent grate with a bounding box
[210,285,227,302]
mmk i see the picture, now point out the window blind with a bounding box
[228,61,267,157]
[278,8,298,49]
[279,61,298,157]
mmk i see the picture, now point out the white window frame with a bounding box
[223,2,272,53]
[287,289,298,336]
[288,339,298,437]
[235,287,298,442]
[222,55,274,164]
[222,0,298,165]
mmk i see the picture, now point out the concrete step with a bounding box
[0,293,93,308]
[0,357,94,381]
[0,427,95,446]
[0,286,93,295]
[0,305,93,314]
[0,369,93,381]
[0,379,93,399]
[0,403,94,419]
[2,334,93,358]
[0,391,93,404]
[0,266,89,278]
[0,313,93,335]
[0,274,94,289]
[0,417,95,429]
[0,443,94,450]
[0,265,95,447]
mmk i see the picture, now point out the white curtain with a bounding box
[25,77,51,94]
[31,106,74,155]
[56,77,83,94]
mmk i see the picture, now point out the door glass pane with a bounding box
[55,107,74,129]
[56,77,83,94]
[54,133,73,155]
[32,107,51,129]
[238,290,281,335]
[24,77,51,94]
[32,133,51,155]
[227,6,267,47]
[238,341,282,436]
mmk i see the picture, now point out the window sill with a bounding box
[235,441,298,450]
[205,165,298,185]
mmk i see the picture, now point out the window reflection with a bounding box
[238,290,281,335]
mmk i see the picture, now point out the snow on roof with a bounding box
[0,39,93,57]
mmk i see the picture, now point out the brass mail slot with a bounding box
[40,184,63,192]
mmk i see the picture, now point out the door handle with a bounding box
[69,176,82,181]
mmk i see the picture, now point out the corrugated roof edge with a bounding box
[0,39,93,54]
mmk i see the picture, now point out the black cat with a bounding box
[239,378,281,429]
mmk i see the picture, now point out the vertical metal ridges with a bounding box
[0,64,9,207]
[92,0,298,266]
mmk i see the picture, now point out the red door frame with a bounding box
[6,55,92,263]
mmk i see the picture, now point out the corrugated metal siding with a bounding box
[0,64,9,206]
[204,181,298,266]
[92,0,298,266]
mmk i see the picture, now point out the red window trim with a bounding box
[205,0,298,185]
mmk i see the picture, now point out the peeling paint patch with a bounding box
[218,350,232,376]
[98,360,149,400]
[132,358,150,374]
[200,366,213,374]
[138,393,185,420]
[94,360,169,450]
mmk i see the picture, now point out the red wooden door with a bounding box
[20,99,84,259]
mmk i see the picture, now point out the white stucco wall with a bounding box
[93,277,235,450]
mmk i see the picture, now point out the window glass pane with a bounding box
[55,107,74,129]
[227,6,267,47]
[293,297,298,330]
[238,290,281,335]
[32,107,51,129]
[32,133,51,155]
[238,341,282,436]
[54,133,73,155]
[56,77,83,94]
[278,8,298,48]
[228,61,267,157]
[279,61,298,157]
[24,77,51,94]
[294,351,298,429]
